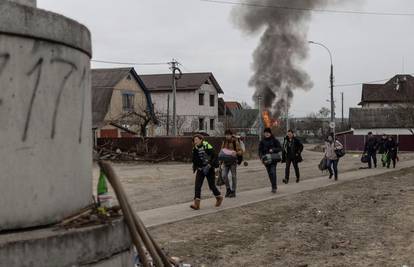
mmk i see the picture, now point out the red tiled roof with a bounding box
[225,101,242,110]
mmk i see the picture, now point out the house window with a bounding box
[199,118,205,131]
[122,93,135,112]
[199,93,205,106]
[210,95,215,107]
[210,119,215,130]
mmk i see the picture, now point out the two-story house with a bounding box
[140,72,224,136]
[92,68,156,139]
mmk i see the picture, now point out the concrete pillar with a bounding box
[8,0,36,7]
[0,1,92,230]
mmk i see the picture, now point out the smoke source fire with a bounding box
[262,110,279,128]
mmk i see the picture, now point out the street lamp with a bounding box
[309,40,335,136]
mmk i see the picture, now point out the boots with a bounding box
[215,195,224,207]
[190,198,201,210]
[225,189,231,198]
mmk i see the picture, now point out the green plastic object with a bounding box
[97,170,108,196]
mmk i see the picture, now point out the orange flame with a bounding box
[262,110,279,128]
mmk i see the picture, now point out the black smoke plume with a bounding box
[232,0,335,117]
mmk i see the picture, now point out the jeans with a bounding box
[194,168,221,199]
[265,163,277,190]
[327,159,339,179]
[285,159,300,181]
[367,151,377,168]
[223,163,237,192]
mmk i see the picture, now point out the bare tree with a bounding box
[240,101,252,109]
[112,107,156,137]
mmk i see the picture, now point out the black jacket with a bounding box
[259,136,282,158]
[378,137,388,154]
[192,141,218,170]
[385,139,398,159]
[282,137,304,161]
[364,137,378,153]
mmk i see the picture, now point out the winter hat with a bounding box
[264,128,272,134]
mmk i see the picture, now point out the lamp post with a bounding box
[309,41,335,137]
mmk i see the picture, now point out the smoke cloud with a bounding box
[232,0,336,117]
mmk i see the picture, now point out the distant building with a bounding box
[337,74,414,151]
[227,109,260,136]
[91,68,156,139]
[350,74,414,135]
[140,72,224,136]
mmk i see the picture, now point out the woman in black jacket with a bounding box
[282,129,304,184]
[259,128,282,193]
[190,134,223,210]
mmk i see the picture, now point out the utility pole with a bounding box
[169,59,182,136]
[309,41,335,137]
[285,91,289,133]
[330,63,335,137]
[166,94,170,136]
[341,92,344,129]
[258,95,262,141]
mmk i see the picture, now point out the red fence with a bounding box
[336,133,414,152]
[97,136,260,162]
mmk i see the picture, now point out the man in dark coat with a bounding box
[385,136,398,168]
[364,132,378,168]
[259,128,282,193]
[282,129,304,184]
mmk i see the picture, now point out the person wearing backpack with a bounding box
[220,130,243,198]
[282,129,304,184]
[190,134,223,210]
[259,128,282,193]
[324,134,344,181]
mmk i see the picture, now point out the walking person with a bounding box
[282,129,304,184]
[220,130,242,198]
[190,134,223,210]
[324,134,344,181]
[364,132,378,168]
[378,134,388,167]
[259,128,282,193]
[385,136,398,168]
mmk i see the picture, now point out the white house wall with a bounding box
[151,83,220,136]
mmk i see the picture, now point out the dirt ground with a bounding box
[150,167,414,267]
[93,146,414,212]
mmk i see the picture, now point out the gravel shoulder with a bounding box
[150,167,414,267]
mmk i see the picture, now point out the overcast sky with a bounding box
[38,0,414,117]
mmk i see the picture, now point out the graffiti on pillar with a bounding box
[50,58,78,139]
[0,53,10,76]
[1,52,87,142]
[78,67,86,144]
[23,58,44,142]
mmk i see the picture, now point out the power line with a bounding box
[335,72,414,87]
[91,59,169,66]
[200,0,414,17]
